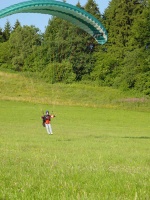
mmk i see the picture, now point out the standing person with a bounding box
[41,110,55,135]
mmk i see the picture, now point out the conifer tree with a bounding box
[76,1,84,9]
[3,20,12,41]
[13,20,21,31]
[84,0,101,20]
[0,28,5,43]
[130,0,150,48]
[104,0,143,47]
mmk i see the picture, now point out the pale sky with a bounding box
[0,0,110,32]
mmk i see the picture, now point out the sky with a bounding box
[0,0,110,32]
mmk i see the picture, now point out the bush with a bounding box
[41,60,75,84]
[134,72,150,95]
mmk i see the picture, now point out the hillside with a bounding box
[0,71,149,111]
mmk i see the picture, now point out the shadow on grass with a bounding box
[123,136,150,139]
[56,136,150,141]
[94,136,150,140]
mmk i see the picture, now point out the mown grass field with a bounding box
[0,71,150,199]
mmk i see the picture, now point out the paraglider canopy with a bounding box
[0,0,108,44]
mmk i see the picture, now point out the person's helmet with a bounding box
[46,110,49,115]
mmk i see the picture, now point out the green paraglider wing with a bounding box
[0,0,108,44]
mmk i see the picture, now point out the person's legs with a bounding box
[45,124,50,134]
[48,124,53,134]
[45,124,53,134]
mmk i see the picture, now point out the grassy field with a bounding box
[0,71,150,111]
[0,71,150,199]
[0,100,150,200]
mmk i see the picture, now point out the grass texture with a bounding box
[0,100,150,200]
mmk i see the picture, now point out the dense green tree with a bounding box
[43,14,95,81]
[42,17,76,82]
[9,25,42,71]
[91,0,150,93]
[3,20,12,41]
[0,42,11,68]
[44,17,71,63]
[114,0,150,92]
[65,0,102,81]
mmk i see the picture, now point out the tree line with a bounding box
[0,0,150,95]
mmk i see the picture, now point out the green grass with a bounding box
[0,100,150,200]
